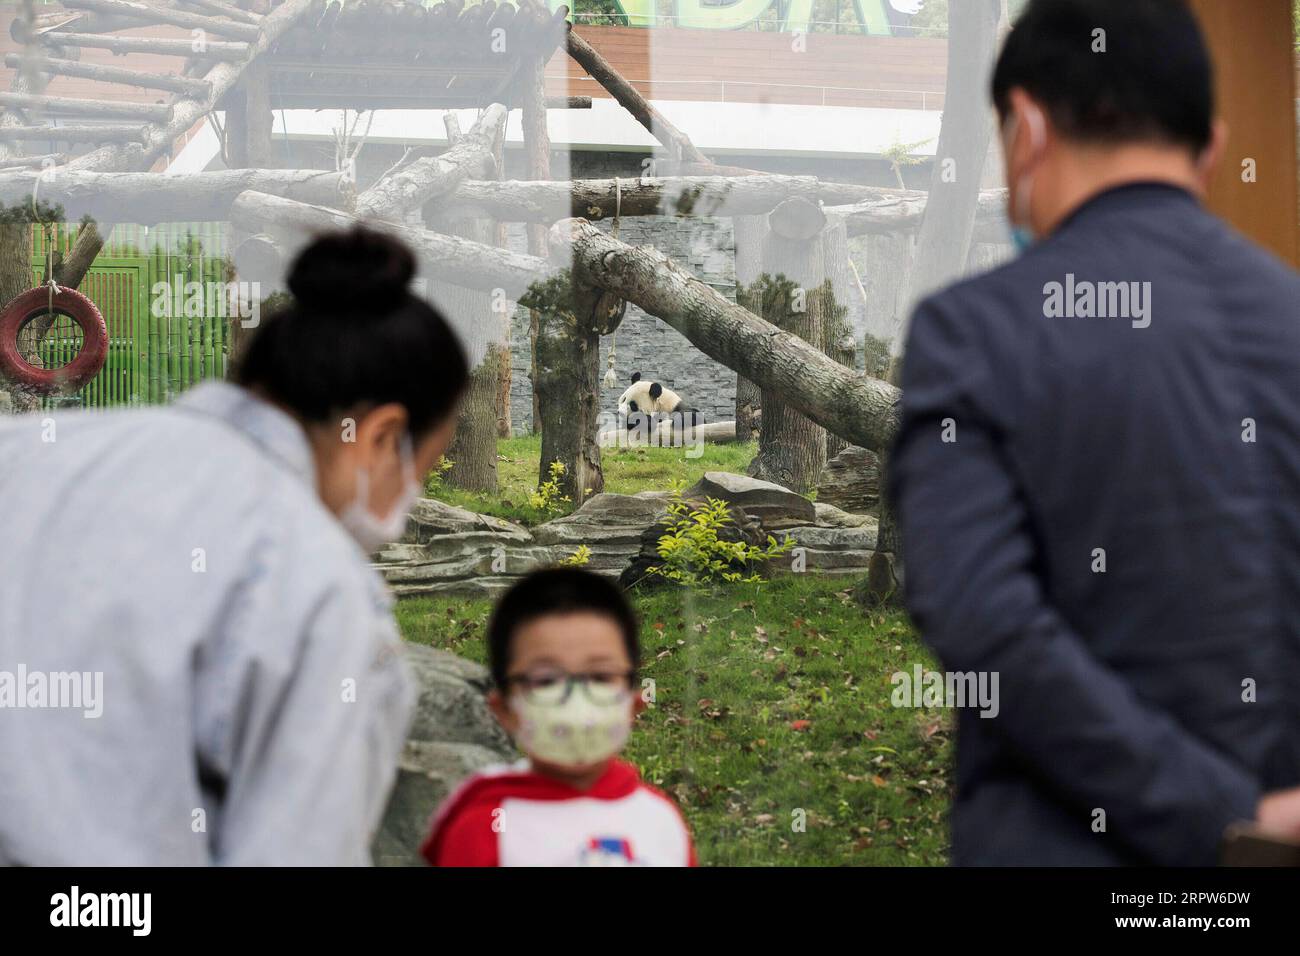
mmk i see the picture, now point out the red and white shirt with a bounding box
[421,759,696,867]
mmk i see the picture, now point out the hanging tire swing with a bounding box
[0,284,108,396]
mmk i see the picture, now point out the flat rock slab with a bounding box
[373,644,518,867]
[685,471,817,528]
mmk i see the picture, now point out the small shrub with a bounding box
[528,460,572,518]
[423,455,455,495]
[559,544,592,567]
[646,491,794,588]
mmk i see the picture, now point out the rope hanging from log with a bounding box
[601,176,623,389]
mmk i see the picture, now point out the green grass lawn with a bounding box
[427,434,762,525]
[395,574,953,866]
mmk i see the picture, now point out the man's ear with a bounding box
[1194,118,1228,197]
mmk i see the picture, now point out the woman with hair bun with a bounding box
[0,227,468,866]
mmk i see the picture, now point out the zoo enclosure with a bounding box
[29,222,231,409]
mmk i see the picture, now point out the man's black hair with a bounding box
[487,567,640,689]
[991,0,1214,153]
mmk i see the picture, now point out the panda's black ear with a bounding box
[649,382,663,399]
[630,371,641,384]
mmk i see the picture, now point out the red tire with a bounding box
[0,286,107,396]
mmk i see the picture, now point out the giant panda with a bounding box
[617,372,705,443]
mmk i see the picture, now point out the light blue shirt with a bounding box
[0,383,414,865]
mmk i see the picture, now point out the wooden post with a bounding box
[520,29,550,438]
[224,59,274,373]
[491,118,512,439]
[433,114,501,494]
[732,214,764,442]
[820,215,857,460]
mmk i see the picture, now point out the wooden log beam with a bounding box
[229,189,550,299]
[69,0,316,172]
[0,91,172,122]
[61,0,262,40]
[0,152,66,169]
[439,175,956,224]
[0,125,147,143]
[546,95,591,109]
[177,0,263,25]
[355,101,505,220]
[827,189,1008,236]
[4,53,213,98]
[11,11,139,42]
[549,216,902,455]
[0,168,353,223]
[38,31,250,59]
[566,27,710,167]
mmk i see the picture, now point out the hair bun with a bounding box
[287,226,415,314]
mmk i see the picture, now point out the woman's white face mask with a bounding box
[339,434,421,553]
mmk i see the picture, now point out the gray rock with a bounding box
[404,497,527,542]
[373,644,517,867]
[814,501,876,528]
[403,643,512,752]
[533,491,671,575]
[376,511,557,597]
[373,741,516,867]
[684,471,816,529]
[815,445,882,515]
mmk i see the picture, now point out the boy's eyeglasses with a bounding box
[503,670,636,706]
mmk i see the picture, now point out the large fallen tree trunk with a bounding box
[0,168,352,223]
[228,190,549,298]
[355,103,505,221]
[549,217,901,456]
[229,192,902,455]
[828,189,1007,238]
[439,175,935,224]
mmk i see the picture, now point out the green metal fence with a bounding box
[30,221,232,410]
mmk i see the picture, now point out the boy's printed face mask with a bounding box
[510,686,633,768]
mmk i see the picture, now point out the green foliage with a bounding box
[422,455,455,495]
[571,0,629,26]
[0,199,66,226]
[645,491,794,588]
[559,543,593,566]
[862,332,894,379]
[528,459,572,517]
[882,137,934,189]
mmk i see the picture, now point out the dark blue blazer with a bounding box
[890,182,1300,865]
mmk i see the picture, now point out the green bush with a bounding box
[646,492,794,588]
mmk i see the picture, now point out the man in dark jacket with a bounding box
[890,0,1300,865]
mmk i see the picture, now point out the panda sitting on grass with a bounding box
[617,372,705,446]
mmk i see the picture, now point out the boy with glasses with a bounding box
[421,567,696,866]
